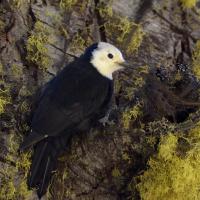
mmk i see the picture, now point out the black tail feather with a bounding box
[27,133,71,199]
[39,156,51,195]
[28,141,49,188]
[28,139,57,198]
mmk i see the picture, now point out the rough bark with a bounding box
[0,0,200,200]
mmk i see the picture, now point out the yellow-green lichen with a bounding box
[112,167,121,177]
[122,102,143,130]
[4,0,25,8]
[96,0,113,18]
[179,0,197,8]
[124,77,145,100]
[60,0,78,10]
[105,16,132,43]
[47,167,70,199]
[11,64,23,79]
[122,152,132,163]
[145,135,158,147]
[26,21,51,70]
[104,14,145,55]
[69,33,86,52]
[59,25,69,38]
[126,24,145,55]
[69,31,92,53]
[19,100,31,113]
[0,62,3,75]
[0,134,32,200]
[97,1,145,54]
[137,127,200,200]
[0,88,11,114]
[11,0,23,8]
[124,66,148,100]
[192,40,200,79]
[0,19,5,32]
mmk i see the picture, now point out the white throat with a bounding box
[90,58,117,79]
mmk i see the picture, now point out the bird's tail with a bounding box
[28,136,69,199]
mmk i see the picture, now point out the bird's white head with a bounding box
[89,42,126,79]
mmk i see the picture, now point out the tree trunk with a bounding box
[0,0,200,199]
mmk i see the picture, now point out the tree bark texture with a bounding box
[0,0,200,199]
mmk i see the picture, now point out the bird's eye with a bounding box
[107,53,114,59]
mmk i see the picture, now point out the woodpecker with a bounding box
[20,42,129,198]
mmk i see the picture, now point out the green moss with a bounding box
[0,88,11,114]
[122,102,143,130]
[60,0,78,10]
[192,40,200,79]
[26,21,51,70]
[179,0,197,8]
[137,126,200,200]
[0,134,32,200]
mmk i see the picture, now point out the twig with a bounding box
[152,9,197,42]
[49,43,78,59]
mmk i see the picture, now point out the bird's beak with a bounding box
[118,61,134,70]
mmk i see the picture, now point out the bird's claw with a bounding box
[99,115,114,126]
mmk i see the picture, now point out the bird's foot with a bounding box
[99,115,114,126]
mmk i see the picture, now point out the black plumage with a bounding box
[20,44,113,198]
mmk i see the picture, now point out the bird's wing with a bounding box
[20,62,110,150]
